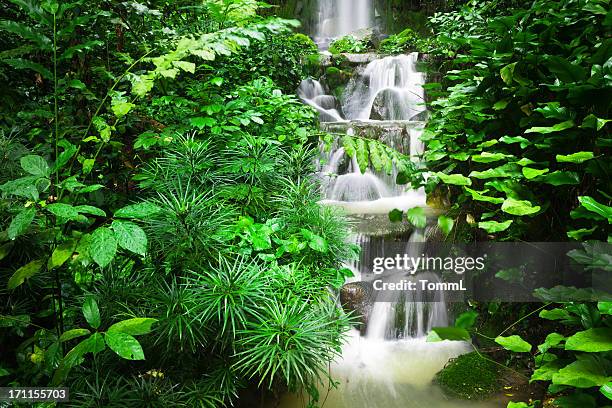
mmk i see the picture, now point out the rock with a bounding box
[340,281,373,333]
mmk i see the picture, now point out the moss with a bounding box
[434,352,502,400]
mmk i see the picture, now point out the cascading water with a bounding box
[315,0,373,48]
[284,5,500,408]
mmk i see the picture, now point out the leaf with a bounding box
[581,114,611,131]
[522,167,549,179]
[598,302,612,315]
[500,62,517,85]
[406,207,427,228]
[389,209,403,223]
[546,56,587,82]
[479,220,513,233]
[20,155,50,177]
[601,382,612,400]
[46,203,80,220]
[495,267,523,282]
[8,207,36,239]
[438,215,454,235]
[552,356,609,388]
[114,202,162,219]
[525,120,574,134]
[7,259,43,289]
[3,58,52,79]
[59,328,91,342]
[566,227,597,240]
[90,227,117,268]
[455,310,478,329]
[172,60,195,73]
[74,205,106,217]
[104,331,145,360]
[565,328,612,352]
[52,333,105,385]
[538,333,565,354]
[538,171,580,186]
[531,360,564,382]
[0,20,52,50]
[111,220,147,256]
[48,240,76,269]
[111,100,135,118]
[426,327,471,342]
[190,117,216,129]
[464,187,504,204]
[501,198,540,216]
[578,196,612,222]
[495,335,532,352]
[556,152,594,164]
[471,152,512,163]
[435,172,472,186]
[82,296,101,329]
[540,308,573,321]
[107,318,157,336]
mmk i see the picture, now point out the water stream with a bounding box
[287,6,499,407]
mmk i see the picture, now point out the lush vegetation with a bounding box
[420,0,611,407]
[0,1,356,406]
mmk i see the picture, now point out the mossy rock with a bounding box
[434,352,502,400]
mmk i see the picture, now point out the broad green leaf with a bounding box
[567,227,597,240]
[479,220,513,233]
[507,403,532,408]
[82,296,101,329]
[59,328,91,342]
[114,202,162,219]
[389,209,403,223]
[500,62,517,85]
[531,360,564,382]
[522,167,548,179]
[107,318,157,336]
[90,227,117,268]
[501,198,540,216]
[52,333,105,385]
[111,101,135,118]
[578,196,612,222]
[495,267,523,282]
[406,207,427,228]
[552,356,609,388]
[470,164,521,179]
[581,114,611,131]
[104,331,145,360]
[48,240,76,269]
[471,152,512,163]
[556,152,594,164]
[20,155,50,177]
[598,302,612,315]
[495,335,532,352]
[438,215,454,235]
[111,220,147,256]
[464,187,504,204]
[8,207,36,239]
[538,333,565,354]
[454,310,477,329]
[546,56,587,82]
[46,203,79,220]
[74,205,106,217]
[435,172,472,186]
[307,233,328,253]
[426,327,471,342]
[525,120,574,134]
[539,171,580,186]
[601,382,612,400]
[540,308,573,321]
[501,136,531,148]
[173,60,195,73]
[190,117,216,129]
[565,328,612,352]
[7,259,43,289]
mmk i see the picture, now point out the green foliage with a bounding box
[378,28,434,54]
[329,35,371,54]
[434,352,502,399]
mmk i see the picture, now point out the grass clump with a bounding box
[434,352,501,400]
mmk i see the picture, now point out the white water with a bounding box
[316,0,373,46]
[344,54,426,121]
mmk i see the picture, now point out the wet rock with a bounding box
[369,89,406,120]
[340,281,373,333]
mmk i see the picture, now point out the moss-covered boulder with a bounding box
[434,352,502,400]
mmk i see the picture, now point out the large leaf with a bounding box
[435,172,472,186]
[552,356,609,388]
[104,331,145,360]
[454,310,478,329]
[426,327,471,342]
[479,220,513,233]
[546,56,587,82]
[59,328,91,342]
[501,198,540,216]
[8,207,36,239]
[89,227,117,268]
[7,259,43,289]
[2,57,52,79]
[438,215,454,235]
[578,196,612,222]
[406,207,427,228]
[114,202,162,219]
[48,239,76,269]
[82,296,101,329]
[565,328,612,352]
[46,203,80,220]
[107,318,157,336]
[495,335,532,352]
[525,120,574,134]
[556,152,594,163]
[20,155,50,177]
[111,220,147,256]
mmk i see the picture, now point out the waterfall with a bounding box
[344,54,426,121]
[316,0,374,47]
